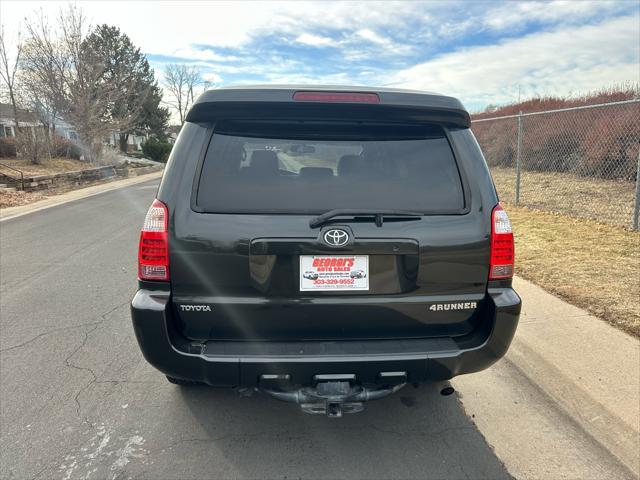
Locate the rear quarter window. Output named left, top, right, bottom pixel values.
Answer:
left=195, top=122, right=465, bottom=214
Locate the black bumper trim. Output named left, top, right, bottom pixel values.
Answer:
left=131, top=287, right=520, bottom=386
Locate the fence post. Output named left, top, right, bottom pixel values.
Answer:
left=633, top=148, right=640, bottom=231
left=515, top=111, right=523, bottom=205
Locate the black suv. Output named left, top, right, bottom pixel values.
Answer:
left=131, top=86, right=521, bottom=416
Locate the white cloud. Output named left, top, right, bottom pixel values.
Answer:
left=344, top=28, right=414, bottom=57
left=389, top=14, right=640, bottom=107
left=4, top=1, right=633, bottom=63
left=2, top=0, right=637, bottom=110
left=295, top=33, right=338, bottom=47
left=263, top=71, right=355, bottom=85
left=483, top=0, right=633, bottom=31
left=355, top=28, right=390, bottom=46
left=1, top=0, right=424, bottom=57
left=170, top=47, right=239, bottom=63
left=202, top=72, right=223, bottom=85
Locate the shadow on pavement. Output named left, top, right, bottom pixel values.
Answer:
left=172, top=382, right=511, bottom=480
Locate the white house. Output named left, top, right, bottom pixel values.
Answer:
left=0, top=103, right=148, bottom=152
left=103, top=131, right=149, bottom=152
left=0, top=103, right=78, bottom=140
left=0, top=103, right=40, bottom=137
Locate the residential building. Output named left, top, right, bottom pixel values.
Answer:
left=0, top=103, right=78, bottom=140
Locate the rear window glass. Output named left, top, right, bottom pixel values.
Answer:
left=195, top=122, right=464, bottom=214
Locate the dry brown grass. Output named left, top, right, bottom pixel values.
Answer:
left=506, top=204, right=640, bottom=336
left=0, top=158, right=90, bottom=177
left=0, top=158, right=97, bottom=208
left=491, top=167, right=636, bottom=229
left=0, top=174, right=127, bottom=209
left=0, top=190, right=47, bottom=208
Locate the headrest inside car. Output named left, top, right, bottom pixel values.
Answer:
left=248, top=150, right=279, bottom=174
left=338, top=155, right=367, bottom=176
left=299, top=167, right=334, bottom=178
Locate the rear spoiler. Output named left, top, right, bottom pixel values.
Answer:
left=186, top=88, right=471, bottom=128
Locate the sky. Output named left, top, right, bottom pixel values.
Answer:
left=1, top=0, right=639, bottom=112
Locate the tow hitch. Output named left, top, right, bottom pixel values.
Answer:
left=260, top=374, right=407, bottom=417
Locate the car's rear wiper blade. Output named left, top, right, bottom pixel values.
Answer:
left=309, top=209, right=423, bottom=228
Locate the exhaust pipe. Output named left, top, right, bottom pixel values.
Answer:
left=440, top=386, right=455, bottom=396
left=434, top=381, right=455, bottom=396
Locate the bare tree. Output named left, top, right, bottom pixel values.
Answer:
left=1, top=24, right=50, bottom=165
left=19, top=68, right=60, bottom=138
left=21, top=6, right=144, bottom=162
left=0, top=25, right=23, bottom=134
left=163, top=64, right=203, bottom=124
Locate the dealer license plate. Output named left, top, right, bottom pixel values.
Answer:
left=299, top=255, right=369, bottom=291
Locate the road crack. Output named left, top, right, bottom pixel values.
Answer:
left=0, top=321, right=102, bottom=353
left=63, top=301, right=130, bottom=421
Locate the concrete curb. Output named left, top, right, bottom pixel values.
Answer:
left=455, top=277, right=640, bottom=478
left=510, top=277, right=639, bottom=475
left=0, top=170, right=163, bottom=222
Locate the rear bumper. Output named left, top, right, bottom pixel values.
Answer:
left=131, top=288, right=520, bottom=387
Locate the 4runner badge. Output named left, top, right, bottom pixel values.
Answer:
left=429, top=302, right=477, bottom=311
left=180, top=305, right=212, bottom=312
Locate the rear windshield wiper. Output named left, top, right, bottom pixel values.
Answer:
left=309, top=209, right=423, bottom=228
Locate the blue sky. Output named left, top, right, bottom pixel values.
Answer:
left=3, top=1, right=639, bottom=112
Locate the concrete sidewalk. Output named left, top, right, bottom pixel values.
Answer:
left=455, top=277, right=640, bottom=479
left=0, top=170, right=163, bottom=222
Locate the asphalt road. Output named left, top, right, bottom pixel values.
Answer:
left=0, top=180, right=511, bottom=480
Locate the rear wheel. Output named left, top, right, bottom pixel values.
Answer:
left=165, top=375, right=202, bottom=386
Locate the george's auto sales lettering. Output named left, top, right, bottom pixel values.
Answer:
left=300, top=255, right=368, bottom=291
left=313, top=257, right=355, bottom=272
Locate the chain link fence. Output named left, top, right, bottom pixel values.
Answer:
left=471, top=99, right=640, bottom=230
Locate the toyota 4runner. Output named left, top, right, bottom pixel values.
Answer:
left=131, top=86, right=521, bottom=417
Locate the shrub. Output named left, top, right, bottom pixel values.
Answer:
left=15, top=130, right=52, bottom=164
left=51, top=136, right=82, bottom=160
left=471, top=83, right=640, bottom=181
left=142, top=138, right=172, bottom=162
left=0, top=137, right=17, bottom=158
left=472, top=119, right=517, bottom=168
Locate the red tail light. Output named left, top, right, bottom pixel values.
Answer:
left=138, top=199, right=169, bottom=281
left=293, top=91, right=380, bottom=103
left=490, top=203, right=514, bottom=280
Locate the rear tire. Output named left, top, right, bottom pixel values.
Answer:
left=165, top=375, right=202, bottom=386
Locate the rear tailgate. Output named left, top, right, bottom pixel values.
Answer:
left=169, top=95, right=489, bottom=342
left=171, top=213, right=488, bottom=341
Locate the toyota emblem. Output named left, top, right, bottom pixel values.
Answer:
left=323, top=229, right=349, bottom=247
